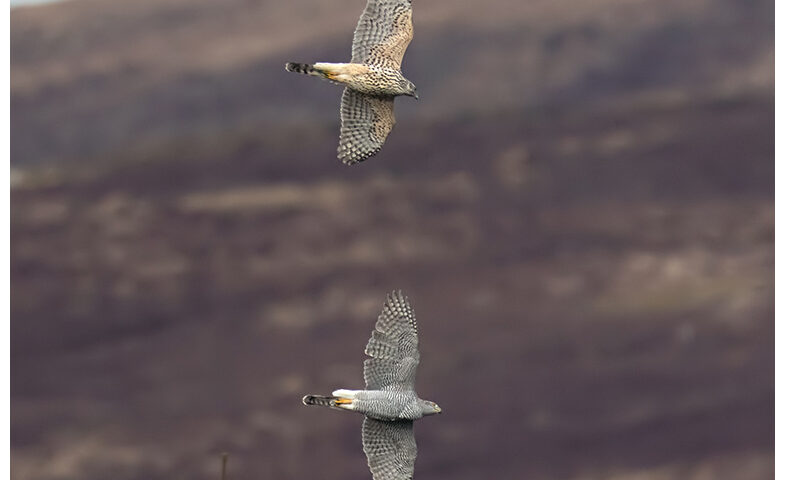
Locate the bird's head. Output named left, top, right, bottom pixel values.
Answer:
left=401, top=79, right=418, bottom=99
left=420, top=399, right=442, bottom=416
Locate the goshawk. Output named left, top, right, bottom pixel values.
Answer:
left=285, top=0, right=418, bottom=165
left=303, top=291, right=441, bottom=480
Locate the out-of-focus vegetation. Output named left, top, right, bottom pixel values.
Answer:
left=11, top=0, right=772, bottom=479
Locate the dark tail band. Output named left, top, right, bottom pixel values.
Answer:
left=302, top=394, right=337, bottom=407
left=286, top=62, right=315, bottom=75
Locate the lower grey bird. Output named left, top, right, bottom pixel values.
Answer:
left=303, top=290, right=441, bottom=480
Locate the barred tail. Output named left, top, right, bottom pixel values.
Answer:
left=286, top=62, right=323, bottom=77
left=302, top=394, right=338, bottom=408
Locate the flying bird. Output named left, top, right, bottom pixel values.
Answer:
left=285, top=0, right=418, bottom=165
left=303, top=291, right=441, bottom=480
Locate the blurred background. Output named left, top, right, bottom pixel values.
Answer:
left=10, top=0, right=773, bottom=479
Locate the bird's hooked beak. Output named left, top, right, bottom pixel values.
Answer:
left=434, top=404, right=442, bottom=413
left=414, top=92, right=419, bottom=100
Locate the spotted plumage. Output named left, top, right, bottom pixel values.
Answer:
left=302, top=291, right=440, bottom=480
left=285, top=0, right=417, bottom=165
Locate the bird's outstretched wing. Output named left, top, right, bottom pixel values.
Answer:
left=362, top=417, right=417, bottom=480
left=364, top=290, right=419, bottom=390
left=338, top=88, right=395, bottom=165
left=351, top=0, right=414, bottom=69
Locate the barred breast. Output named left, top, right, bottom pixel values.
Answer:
left=346, top=66, right=410, bottom=97
left=354, top=390, right=422, bottom=421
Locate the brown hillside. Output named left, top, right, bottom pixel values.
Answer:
left=11, top=0, right=773, bottom=479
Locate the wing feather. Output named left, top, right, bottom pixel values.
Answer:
left=351, top=0, right=413, bottom=68
left=364, top=291, right=419, bottom=390
left=338, top=88, right=395, bottom=165
left=362, top=418, right=417, bottom=480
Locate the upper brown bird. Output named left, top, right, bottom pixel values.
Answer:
left=286, top=0, right=417, bottom=165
